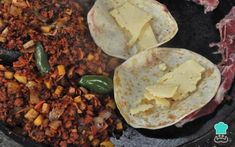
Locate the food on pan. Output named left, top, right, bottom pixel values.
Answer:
left=114, top=47, right=221, bottom=129
left=192, top=0, right=219, bottom=13
left=87, top=0, right=178, bottom=59
left=141, top=59, right=206, bottom=109
left=177, top=6, right=235, bottom=126
left=0, top=0, right=123, bottom=146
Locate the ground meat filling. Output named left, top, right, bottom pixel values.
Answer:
left=0, top=0, right=122, bottom=146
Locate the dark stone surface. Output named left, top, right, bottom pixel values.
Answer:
left=0, top=131, right=21, bottom=147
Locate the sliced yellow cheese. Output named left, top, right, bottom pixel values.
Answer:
left=144, top=91, right=171, bottom=108
left=157, top=59, right=206, bottom=101
left=144, top=91, right=155, bottom=100
left=110, top=2, right=152, bottom=47
left=137, top=23, right=158, bottom=51
left=130, top=104, right=153, bottom=115
left=146, top=84, right=178, bottom=98
left=154, top=97, right=171, bottom=108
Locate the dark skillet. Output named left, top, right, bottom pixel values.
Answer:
left=1, top=0, right=235, bottom=147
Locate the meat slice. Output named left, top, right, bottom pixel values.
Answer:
left=192, top=0, right=219, bottom=13
left=215, top=7, right=235, bottom=61
left=176, top=6, right=235, bottom=127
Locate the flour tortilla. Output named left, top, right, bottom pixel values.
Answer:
left=87, top=0, right=178, bottom=59
left=113, top=47, right=221, bottom=129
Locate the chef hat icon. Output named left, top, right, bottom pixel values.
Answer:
left=214, top=122, right=228, bottom=135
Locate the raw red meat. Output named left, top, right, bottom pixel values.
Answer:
left=192, top=0, right=219, bottom=13
left=176, top=6, right=235, bottom=127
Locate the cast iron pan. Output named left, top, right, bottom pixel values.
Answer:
left=0, top=0, right=235, bottom=147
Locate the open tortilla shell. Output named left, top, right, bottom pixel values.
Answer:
left=114, top=47, right=221, bottom=129
left=87, top=0, right=178, bottom=59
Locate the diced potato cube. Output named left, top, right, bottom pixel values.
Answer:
left=14, top=73, right=27, bottom=84
left=7, top=81, right=20, bottom=94
left=77, top=108, right=83, bottom=114
left=65, top=8, right=73, bottom=15
left=44, top=79, right=52, bottom=89
left=54, top=86, right=63, bottom=96
left=29, top=89, right=40, bottom=104
left=0, top=64, right=5, bottom=71
left=4, top=71, right=14, bottom=79
left=79, top=102, right=86, bottom=111
left=87, top=53, right=94, bottom=61
left=57, top=65, right=65, bottom=76
left=41, top=103, right=50, bottom=114
left=2, top=27, right=8, bottom=35
left=0, top=36, right=6, bottom=42
left=89, top=135, right=94, bottom=141
left=100, top=141, right=114, bottom=147
left=116, top=122, right=123, bottom=130
left=24, top=108, right=39, bottom=121
left=34, top=115, right=43, bottom=126
left=0, top=19, right=3, bottom=27
left=41, top=26, right=51, bottom=33
left=74, top=96, right=82, bottom=103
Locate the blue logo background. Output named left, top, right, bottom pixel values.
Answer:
left=214, top=122, right=228, bottom=135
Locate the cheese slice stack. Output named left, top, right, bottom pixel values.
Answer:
left=143, top=59, right=206, bottom=108
left=137, top=23, right=158, bottom=51
left=157, top=59, right=205, bottom=101
left=130, top=59, right=206, bottom=114
left=110, top=1, right=158, bottom=51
